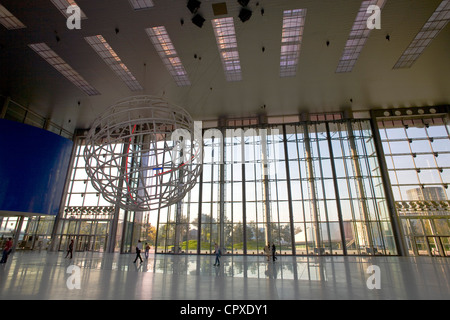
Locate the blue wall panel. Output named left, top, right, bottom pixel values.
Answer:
left=0, top=119, right=73, bottom=215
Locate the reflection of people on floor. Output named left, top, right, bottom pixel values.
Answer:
left=265, top=261, right=279, bottom=279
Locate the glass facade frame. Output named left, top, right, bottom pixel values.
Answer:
left=154, top=118, right=399, bottom=256
left=53, top=140, right=116, bottom=253
left=377, top=110, right=450, bottom=257
left=7, top=106, right=445, bottom=257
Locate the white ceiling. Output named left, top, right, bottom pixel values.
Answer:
left=1, top=0, right=449, bottom=132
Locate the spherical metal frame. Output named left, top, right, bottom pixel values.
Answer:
left=84, top=96, right=202, bottom=211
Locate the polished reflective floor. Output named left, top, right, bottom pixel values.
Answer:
left=0, top=251, right=449, bottom=300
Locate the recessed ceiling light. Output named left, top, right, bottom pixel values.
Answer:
left=336, top=0, right=387, bottom=73
left=279, top=9, right=307, bottom=77
left=394, top=0, right=450, bottom=69
left=28, top=43, right=100, bottom=96
left=0, top=4, right=26, bottom=29
left=212, top=17, right=242, bottom=82
left=128, top=0, right=154, bottom=10
left=146, top=26, right=191, bottom=86
left=50, top=0, right=87, bottom=19
left=85, top=35, right=143, bottom=91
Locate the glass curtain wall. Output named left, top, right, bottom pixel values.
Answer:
left=54, top=117, right=403, bottom=256
left=0, top=216, right=55, bottom=250
left=153, top=119, right=398, bottom=256
left=224, top=128, right=245, bottom=254
left=267, top=126, right=292, bottom=255
left=286, top=123, right=340, bottom=255
left=154, top=181, right=201, bottom=254
left=155, top=203, right=175, bottom=253
left=59, top=139, right=157, bottom=254
left=54, top=141, right=116, bottom=253
left=155, top=134, right=212, bottom=254
left=198, top=132, right=221, bottom=253
left=378, top=111, right=450, bottom=257
left=285, top=121, right=395, bottom=255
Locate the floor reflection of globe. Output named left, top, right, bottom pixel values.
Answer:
left=83, top=96, right=202, bottom=211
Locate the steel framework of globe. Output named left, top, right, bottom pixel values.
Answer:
left=84, top=96, right=202, bottom=211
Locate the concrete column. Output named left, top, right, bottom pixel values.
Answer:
left=50, top=135, right=78, bottom=252
left=369, top=113, right=407, bottom=256
left=303, top=123, right=321, bottom=254
left=12, top=216, right=24, bottom=253
left=106, top=140, right=129, bottom=253
left=282, top=125, right=296, bottom=255
left=325, top=122, right=347, bottom=255
left=260, top=128, right=272, bottom=246
left=219, top=128, right=225, bottom=251
left=346, top=121, right=374, bottom=253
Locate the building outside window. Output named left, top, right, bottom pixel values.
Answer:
left=377, top=110, right=450, bottom=257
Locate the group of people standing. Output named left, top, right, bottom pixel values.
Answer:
left=264, top=243, right=278, bottom=262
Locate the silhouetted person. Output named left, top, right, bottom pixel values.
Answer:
left=272, top=243, right=277, bottom=262
left=65, top=239, right=74, bottom=259
left=134, top=240, right=143, bottom=263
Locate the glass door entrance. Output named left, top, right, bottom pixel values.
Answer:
left=59, top=235, right=107, bottom=252
left=76, top=236, right=92, bottom=252
left=401, top=217, right=450, bottom=257
left=426, top=236, right=447, bottom=257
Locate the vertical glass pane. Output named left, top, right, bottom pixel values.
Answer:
left=380, top=115, right=450, bottom=256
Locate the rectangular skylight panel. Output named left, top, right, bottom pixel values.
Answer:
left=28, top=43, right=100, bottom=96
left=280, top=9, right=307, bottom=77
left=50, top=0, right=87, bottom=19
left=129, top=0, right=154, bottom=10
left=336, top=0, right=386, bottom=73
left=85, top=35, right=143, bottom=91
left=0, top=4, right=26, bottom=29
left=212, top=17, right=242, bottom=82
left=146, top=26, right=191, bottom=86
left=394, top=0, right=450, bottom=69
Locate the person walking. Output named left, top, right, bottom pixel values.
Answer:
left=213, top=243, right=221, bottom=266
left=144, top=243, right=150, bottom=259
left=264, top=243, right=271, bottom=261
left=134, top=240, right=143, bottom=263
left=65, top=239, right=74, bottom=259
left=0, top=238, right=13, bottom=264
left=272, top=243, right=277, bottom=262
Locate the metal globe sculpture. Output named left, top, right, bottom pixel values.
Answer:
left=84, top=96, right=202, bottom=211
